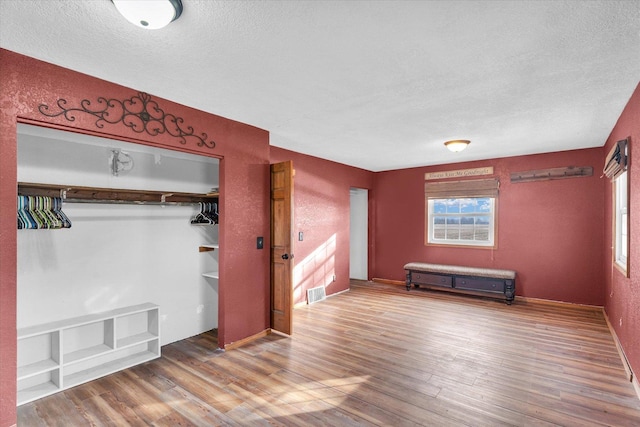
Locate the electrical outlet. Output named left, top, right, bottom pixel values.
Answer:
left=197, top=304, right=204, bottom=314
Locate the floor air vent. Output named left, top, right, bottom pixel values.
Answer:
left=307, top=286, right=326, bottom=304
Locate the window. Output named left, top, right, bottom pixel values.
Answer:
left=614, top=170, right=628, bottom=273
left=427, top=197, right=495, bottom=246
left=604, top=138, right=629, bottom=276
left=425, top=178, right=498, bottom=248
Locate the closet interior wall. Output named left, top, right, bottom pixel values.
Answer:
left=17, top=124, right=220, bottom=346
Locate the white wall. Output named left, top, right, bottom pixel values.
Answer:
left=17, top=125, right=219, bottom=345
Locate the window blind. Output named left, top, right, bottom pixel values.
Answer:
left=603, top=139, right=628, bottom=181
left=424, top=178, right=499, bottom=199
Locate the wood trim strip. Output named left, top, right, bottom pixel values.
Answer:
left=603, top=311, right=637, bottom=386
left=223, top=329, right=271, bottom=351
left=293, top=301, right=308, bottom=309
left=514, top=295, right=602, bottom=311
left=372, top=278, right=405, bottom=286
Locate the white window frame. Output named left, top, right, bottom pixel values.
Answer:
left=614, top=170, right=628, bottom=274
left=426, top=197, right=496, bottom=248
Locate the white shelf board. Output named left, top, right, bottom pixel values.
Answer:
left=117, top=332, right=158, bottom=349
left=63, top=350, right=159, bottom=389
left=202, top=271, right=219, bottom=279
left=17, top=381, right=60, bottom=406
left=200, top=244, right=219, bottom=249
left=64, top=343, right=112, bottom=364
left=17, top=359, right=59, bottom=380
left=18, top=303, right=158, bottom=338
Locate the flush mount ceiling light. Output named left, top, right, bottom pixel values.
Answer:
left=112, top=0, right=183, bottom=30
left=444, top=139, right=471, bottom=152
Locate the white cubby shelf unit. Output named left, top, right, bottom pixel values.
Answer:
left=17, top=303, right=160, bottom=405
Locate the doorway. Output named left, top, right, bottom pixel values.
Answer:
left=349, top=187, right=368, bottom=280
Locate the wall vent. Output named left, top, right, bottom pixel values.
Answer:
left=307, top=286, right=326, bottom=305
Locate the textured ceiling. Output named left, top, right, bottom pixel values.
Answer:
left=1, top=0, right=639, bottom=171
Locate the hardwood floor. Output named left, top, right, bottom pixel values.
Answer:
left=18, top=281, right=640, bottom=426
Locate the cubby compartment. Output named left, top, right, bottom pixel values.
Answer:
left=17, top=369, right=61, bottom=406
left=63, top=319, right=115, bottom=364
left=116, top=308, right=159, bottom=349
left=17, top=330, right=60, bottom=379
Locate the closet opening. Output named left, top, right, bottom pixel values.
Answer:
left=16, top=123, right=221, bottom=404
left=349, top=187, right=368, bottom=280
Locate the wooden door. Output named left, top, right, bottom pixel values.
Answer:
left=270, top=161, right=294, bottom=335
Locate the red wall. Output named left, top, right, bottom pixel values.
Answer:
left=373, top=149, right=605, bottom=305
left=604, top=82, right=640, bottom=381
left=0, top=49, right=271, bottom=426
left=270, top=147, right=373, bottom=305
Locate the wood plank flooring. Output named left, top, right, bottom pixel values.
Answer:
left=18, top=280, right=640, bottom=426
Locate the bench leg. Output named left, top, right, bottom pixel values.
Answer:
left=405, top=271, right=411, bottom=291
left=505, top=279, right=515, bottom=305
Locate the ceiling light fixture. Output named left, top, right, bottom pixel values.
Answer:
left=444, top=139, right=471, bottom=152
left=112, top=0, right=183, bottom=30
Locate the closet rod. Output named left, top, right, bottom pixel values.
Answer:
left=60, top=199, right=207, bottom=206
left=18, top=182, right=219, bottom=205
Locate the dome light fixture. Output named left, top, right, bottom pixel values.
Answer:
left=112, top=0, right=183, bottom=30
left=444, top=139, right=471, bottom=152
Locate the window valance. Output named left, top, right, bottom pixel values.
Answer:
left=603, top=139, right=628, bottom=181
left=424, top=178, right=499, bottom=199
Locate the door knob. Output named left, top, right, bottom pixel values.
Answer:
left=282, top=253, right=289, bottom=260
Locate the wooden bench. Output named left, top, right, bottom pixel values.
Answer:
left=404, top=262, right=516, bottom=304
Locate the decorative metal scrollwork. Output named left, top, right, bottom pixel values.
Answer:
left=39, top=92, right=216, bottom=149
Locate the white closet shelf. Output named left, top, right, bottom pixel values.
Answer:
left=17, top=359, right=59, bottom=379
left=117, top=331, right=158, bottom=348
left=202, top=271, right=219, bottom=279
left=17, top=303, right=160, bottom=405
left=18, top=382, right=59, bottom=405
left=64, top=344, right=113, bottom=365
left=63, top=349, right=157, bottom=389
